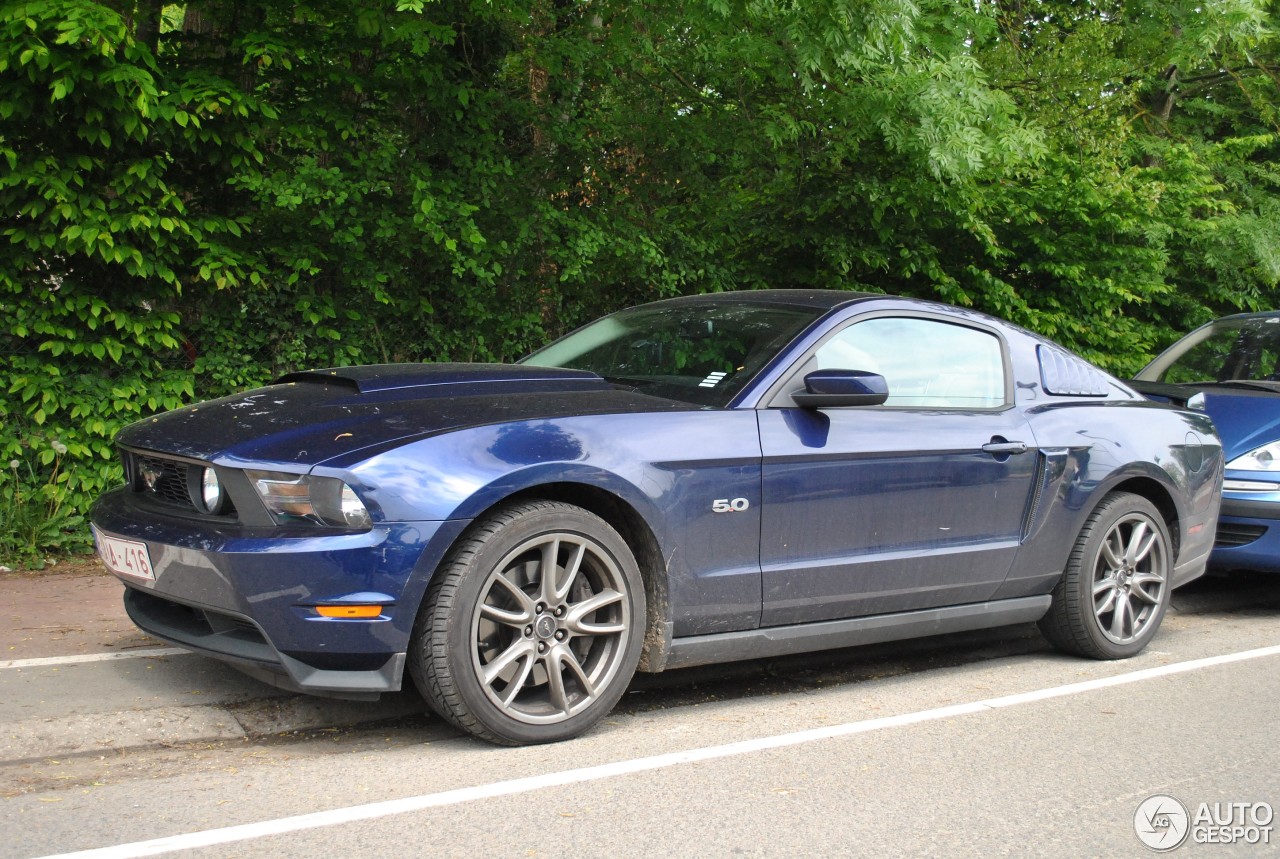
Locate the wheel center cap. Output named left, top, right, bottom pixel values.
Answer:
left=535, top=615, right=558, bottom=639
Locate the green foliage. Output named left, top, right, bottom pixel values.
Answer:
left=0, top=439, right=86, bottom=566
left=971, top=0, right=1280, bottom=372
left=0, top=0, right=265, bottom=561
left=1, top=0, right=1279, bottom=560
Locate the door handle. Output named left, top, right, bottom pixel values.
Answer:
left=982, top=440, right=1029, bottom=455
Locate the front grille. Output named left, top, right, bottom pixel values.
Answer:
left=123, top=449, right=237, bottom=518
left=133, top=453, right=193, bottom=508
left=1215, top=523, right=1267, bottom=549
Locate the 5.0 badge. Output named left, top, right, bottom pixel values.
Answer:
left=712, top=498, right=750, bottom=513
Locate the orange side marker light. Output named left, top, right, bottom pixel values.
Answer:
left=315, top=605, right=383, bottom=619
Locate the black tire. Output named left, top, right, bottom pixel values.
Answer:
left=1039, top=492, right=1173, bottom=660
left=409, top=500, right=645, bottom=745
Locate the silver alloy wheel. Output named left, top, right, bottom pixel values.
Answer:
left=469, top=531, right=631, bottom=724
left=1091, top=511, right=1168, bottom=645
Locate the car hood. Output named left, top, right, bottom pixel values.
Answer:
left=117, top=363, right=690, bottom=468
left=1195, top=388, right=1280, bottom=462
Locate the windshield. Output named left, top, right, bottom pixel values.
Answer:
left=521, top=300, right=824, bottom=407
left=1139, top=316, right=1280, bottom=385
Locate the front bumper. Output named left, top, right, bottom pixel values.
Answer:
left=122, top=587, right=407, bottom=698
left=91, top=487, right=468, bottom=698
left=1210, top=494, right=1280, bottom=574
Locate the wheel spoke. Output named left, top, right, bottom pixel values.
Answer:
left=574, top=618, right=626, bottom=636
left=483, top=637, right=536, bottom=687
left=488, top=573, right=535, bottom=617
left=555, top=644, right=596, bottom=700
left=552, top=542, right=587, bottom=603
left=1109, top=593, right=1131, bottom=639
left=497, top=650, right=536, bottom=707
left=480, top=600, right=531, bottom=628
left=1126, top=521, right=1155, bottom=566
left=544, top=648, right=571, bottom=716
left=538, top=538, right=562, bottom=606
left=1094, top=584, right=1118, bottom=616
left=564, top=588, right=626, bottom=635
left=1130, top=572, right=1165, bottom=604
left=1100, top=536, right=1125, bottom=571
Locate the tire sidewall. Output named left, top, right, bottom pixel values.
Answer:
left=1072, top=494, right=1173, bottom=659
left=435, top=503, right=645, bottom=744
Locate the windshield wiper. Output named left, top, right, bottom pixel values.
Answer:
left=600, top=375, right=655, bottom=391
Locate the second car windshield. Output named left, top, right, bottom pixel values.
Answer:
left=521, top=301, right=823, bottom=407
left=1142, top=317, right=1280, bottom=385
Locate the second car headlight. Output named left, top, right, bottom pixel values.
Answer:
left=246, top=470, right=372, bottom=529
left=1226, top=442, right=1280, bottom=472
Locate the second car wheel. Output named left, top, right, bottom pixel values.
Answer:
left=1039, top=491, right=1173, bottom=660
left=409, top=499, right=645, bottom=745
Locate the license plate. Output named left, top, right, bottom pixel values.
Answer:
left=93, top=526, right=156, bottom=581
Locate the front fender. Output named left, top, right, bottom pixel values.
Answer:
left=327, top=411, right=766, bottom=637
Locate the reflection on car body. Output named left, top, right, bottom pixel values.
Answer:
left=91, top=290, right=1222, bottom=745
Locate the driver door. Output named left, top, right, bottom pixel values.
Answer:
left=757, top=313, right=1040, bottom=625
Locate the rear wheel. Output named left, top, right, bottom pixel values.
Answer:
left=409, top=500, right=644, bottom=745
left=1039, top=492, right=1172, bottom=660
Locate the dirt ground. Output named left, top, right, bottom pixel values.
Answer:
left=0, top=558, right=156, bottom=660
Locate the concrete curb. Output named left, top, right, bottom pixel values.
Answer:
left=1, top=694, right=424, bottom=763
left=2, top=706, right=249, bottom=761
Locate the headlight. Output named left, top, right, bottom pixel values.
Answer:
left=246, top=470, right=372, bottom=529
left=189, top=466, right=227, bottom=515
left=1226, top=442, right=1280, bottom=472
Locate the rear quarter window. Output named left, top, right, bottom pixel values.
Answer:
left=1037, top=345, right=1111, bottom=397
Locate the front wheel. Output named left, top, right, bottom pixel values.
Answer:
left=410, top=500, right=645, bottom=745
left=1039, top=492, right=1173, bottom=660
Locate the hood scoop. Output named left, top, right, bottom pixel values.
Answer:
left=275, top=363, right=605, bottom=397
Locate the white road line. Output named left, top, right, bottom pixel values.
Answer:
left=0, top=648, right=188, bottom=670
left=35, top=643, right=1280, bottom=859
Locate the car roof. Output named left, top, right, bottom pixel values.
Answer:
left=646, top=289, right=881, bottom=311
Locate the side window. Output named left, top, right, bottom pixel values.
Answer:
left=814, top=317, right=1006, bottom=408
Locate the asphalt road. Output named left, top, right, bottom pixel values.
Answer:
left=3, top=572, right=1280, bottom=858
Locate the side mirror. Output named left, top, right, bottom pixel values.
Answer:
left=791, top=370, right=889, bottom=408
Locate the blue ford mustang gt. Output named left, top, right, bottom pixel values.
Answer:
left=1132, top=311, right=1280, bottom=573
left=91, top=291, right=1223, bottom=745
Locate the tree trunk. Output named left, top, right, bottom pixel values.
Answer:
left=1149, top=64, right=1179, bottom=124
left=132, top=0, right=164, bottom=52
